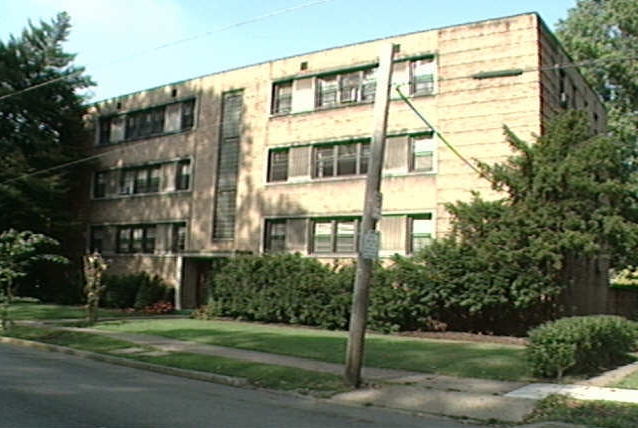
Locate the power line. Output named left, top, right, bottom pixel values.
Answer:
left=394, top=85, right=495, bottom=185
left=3, top=50, right=631, bottom=186
left=0, top=0, right=333, bottom=104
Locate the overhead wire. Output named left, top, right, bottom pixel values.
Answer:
left=0, top=0, right=333, bottom=104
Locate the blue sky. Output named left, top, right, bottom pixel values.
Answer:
left=0, top=0, right=577, bottom=102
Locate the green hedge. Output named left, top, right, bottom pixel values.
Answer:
left=526, top=315, right=638, bottom=379
left=195, top=252, right=566, bottom=334
left=102, top=272, right=173, bottom=310
left=199, top=254, right=351, bottom=330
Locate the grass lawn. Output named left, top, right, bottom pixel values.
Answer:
left=1, top=325, right=346, bottom=395
left=5, top=302, right=178, bottom=321
left=613, top=369, right=638, bottom=389
left=528, top=395, right=638, bottom=428
left=97, top=318, right=531, bottom=381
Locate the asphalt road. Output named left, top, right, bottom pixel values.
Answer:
left=0, top=343, right=487, bottom=428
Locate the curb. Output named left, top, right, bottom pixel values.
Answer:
left=0, top=336, right=248, bottom=388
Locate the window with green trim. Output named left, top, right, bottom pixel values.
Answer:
left=93, top=171, right=107, bottom=198
left=314, top=141, right=370, bottom=178
left=264, top=220, right=286, bottom=252
left=116, top=225, right=156, bottom=254
left=410, top=59, right=435, bottom=96
left=272, top=81, right=292, bottom=114
left=89, top=226, right=104, bottom=253
left=98, top=99, right=196, bottom=145
left=410, top=136, right=436, bottom=172
left=172, top=222, right=187, bottom=252
left=409, top=214, right=433, bottom=253
left=316, top=67, right=377, bottom=108
left=267, top=149, right=289, bottom=182
left=119, top=165, right=161, bottom=195
left=175, top=159, right=191, bottom=191
left=312, top=218, right=359, bottom=254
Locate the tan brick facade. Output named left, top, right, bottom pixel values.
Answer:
left=85, top=13, right=605, bottom=308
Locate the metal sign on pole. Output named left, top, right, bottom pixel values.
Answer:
left=344, top=43, right=395, bottom=387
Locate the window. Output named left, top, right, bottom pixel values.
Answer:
left=120, top=165, right=161, bottom=195
left=316, top=68, right=377, bottom=108
left=172, top=222, right=187, bottom=252
left=312, top=219, right=359, bottom=254
left=89, top=226, right=104, bottom=253
left=117, top=225, right=156, bottom=253
left=314, top=141, right=370, bottom=178
left=272, top=81, right=292, bottom=114
left=98, top=99, right=196, bottom=145
left=267, top=149, right=289, bottom=182
left=410, top=58, right=435, bottom=96
left=409, top=214, right=433, bottom=253
left=181, top=99, right=195, bottom=130
left=316, top=75, right=338, bottom=108
left=264, top=220, right=286, bottom=252
left=93, top=172, right=106, bottom=198
left=175, top=159, right=191, bottom=190
left=410, top=136, right=436, bottom=172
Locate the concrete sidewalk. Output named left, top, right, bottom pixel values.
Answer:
left=14, top=320, right=638, bottom=425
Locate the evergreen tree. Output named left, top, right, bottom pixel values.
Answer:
left=0, top=12, right=93, bottom=300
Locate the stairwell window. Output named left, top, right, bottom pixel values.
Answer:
left=272, top=81, right=293, bottom=114
left=410, top=58, right=435, bottom=96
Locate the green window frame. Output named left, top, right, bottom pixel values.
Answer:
left=93, top=171, right=107, bottom=198
left=264, top=220, right=287, bottom=252
left=272, top=81, right=293, bottom=114
left=116, top=225, right=156, bottom=254
left=175, top=159, right=191, bottom=191
left=89, top=226, right=104, bottom=253
left=410, top=136, right=436, bottom=172
left=267, top=149, right=289, bottom=182
left=312, top=218, right=360, bottom=254
left=313, top=141, right=370, bottom=179
left=408, top=214, right=433, bottom=254
left=410, top=59, right=435, bottom=96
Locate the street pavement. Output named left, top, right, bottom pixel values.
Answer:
left=0, top=342, right=488, bottom=428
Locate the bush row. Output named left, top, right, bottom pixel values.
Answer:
left=527, top=315, right=638, bottom=379
left=194, top=250, right=559, bottom=335
left=101, top=272, right=174, bottom=310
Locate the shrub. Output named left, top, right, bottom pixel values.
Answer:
left=205, top=253, right=351, bottom=329
left=133, top=274, right=172, bottom=310
left=102, top=272, right=173, bottom=310
left=527, top=315, right=638, bottom=379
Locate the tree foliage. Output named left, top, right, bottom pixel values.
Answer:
left=396, top=111, right=638, bottom=332
left=0, top=13, right=93, bottom=300
left=0, top=229, right=68, bottom=329
left=556, top=0, right=638, bottom=139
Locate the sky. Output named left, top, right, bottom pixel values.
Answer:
left=0, top=0, right=578, bottom=102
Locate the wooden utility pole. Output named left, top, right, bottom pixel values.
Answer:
left=344, top=43, right=395, bottom=387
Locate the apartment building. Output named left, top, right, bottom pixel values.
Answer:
left=86, top=13, right=606, bottom=309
